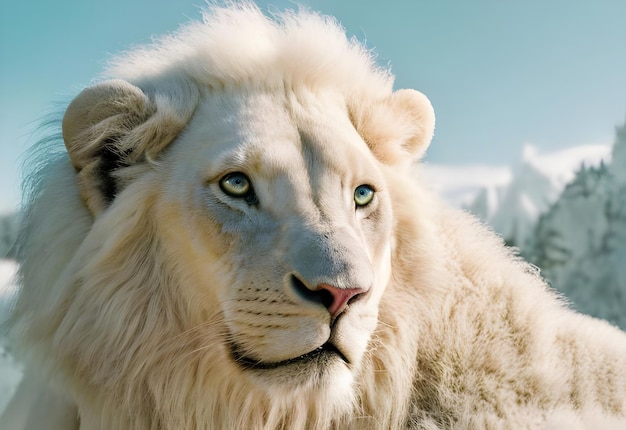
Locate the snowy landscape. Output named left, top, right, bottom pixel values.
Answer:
left=0, top=120, right=625, bottom=417
left=0, top=259, right=21, bottom=417
left=425, top=120, right=626, bottom=329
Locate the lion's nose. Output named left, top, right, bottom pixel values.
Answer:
left=290, top=275, right=365, bottom=318
left=316, top=283, right=365, bottom=318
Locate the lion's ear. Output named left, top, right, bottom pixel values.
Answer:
left=350, top=89, right=435, bottom=166
left=62, top=79, right=197, bottom=214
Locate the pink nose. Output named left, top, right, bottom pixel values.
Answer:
left=316, top=284, right=365, bottom=318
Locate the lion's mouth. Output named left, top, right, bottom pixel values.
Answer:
left=231, top=342, right=349, bottom=371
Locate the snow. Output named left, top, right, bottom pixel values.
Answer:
left=0, top=260, right=18, bottom=310
left=0, top=259, right=22, bottom=417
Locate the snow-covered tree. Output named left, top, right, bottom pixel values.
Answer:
left=524, top=120, right=626, bottom=329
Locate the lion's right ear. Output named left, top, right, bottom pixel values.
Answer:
left=62, top=79, right=197, bottom=214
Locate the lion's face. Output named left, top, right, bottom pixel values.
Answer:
left=158, top=89, right=393, bottom=386
left=59, top=77, right=433, bottom=403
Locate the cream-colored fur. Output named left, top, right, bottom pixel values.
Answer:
left=4, top=3, right=626, bottom=429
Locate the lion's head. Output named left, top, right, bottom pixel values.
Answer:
left=13, top=4, right=434, bottom=428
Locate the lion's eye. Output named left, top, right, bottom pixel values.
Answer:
left=354, top=184, right=375, bottom=207
left=220, top=172, right=251, bottom=197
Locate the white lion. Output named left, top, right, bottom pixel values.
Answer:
left=3, top=3, right=626, bottom=430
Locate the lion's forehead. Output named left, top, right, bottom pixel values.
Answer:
left=170, top=88, right=382, bottom=199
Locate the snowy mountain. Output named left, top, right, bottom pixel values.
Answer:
left=524, top=123, right=626, bottom=329
left=419, top=163, right=512, bottom=209
left=466, top=144, right=612, bottom=246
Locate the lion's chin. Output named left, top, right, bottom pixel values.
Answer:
left=230, top=341, right=357, bottom=394
left=230, top=341, right=349, bottom=372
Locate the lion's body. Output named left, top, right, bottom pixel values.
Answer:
left=4, top=4, right=626, bottom=429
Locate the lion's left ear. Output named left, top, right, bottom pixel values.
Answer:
left=350, top=89, right=435, bottom=165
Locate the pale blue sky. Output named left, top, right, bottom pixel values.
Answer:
left=1, top=0, right=625, bottom=213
